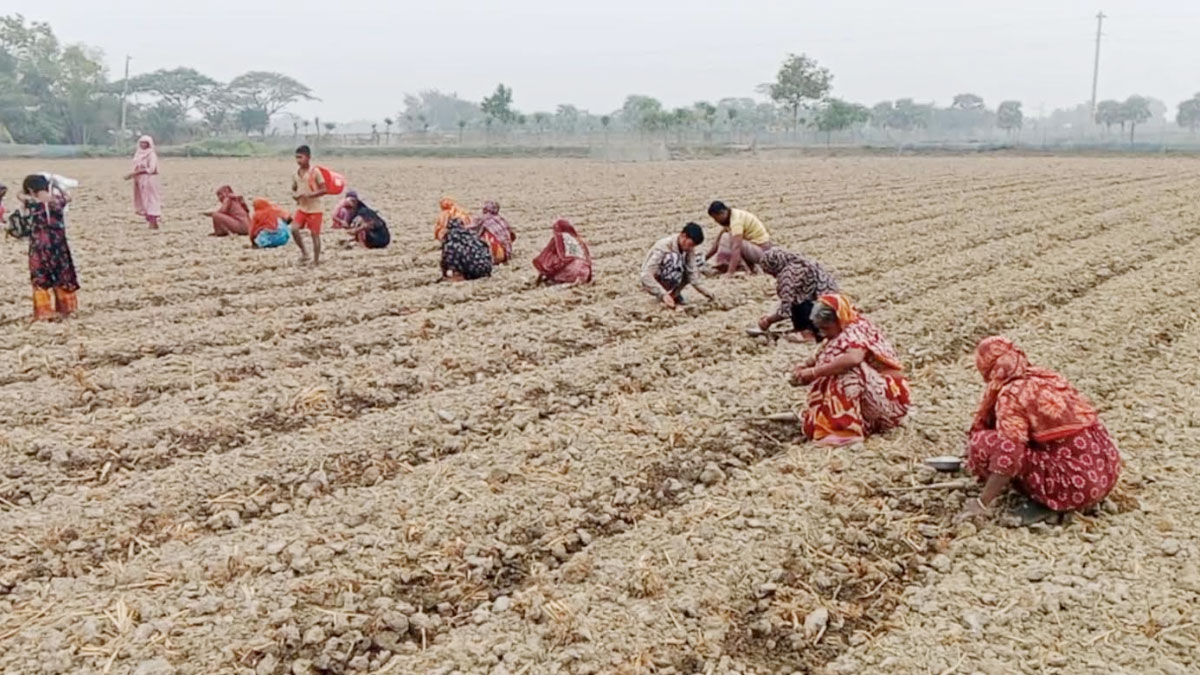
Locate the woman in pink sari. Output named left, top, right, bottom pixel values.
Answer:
left=125, top=136, right=163, bottom=229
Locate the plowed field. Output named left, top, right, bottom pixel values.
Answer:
left=1, top=157, right=1197, bottom=675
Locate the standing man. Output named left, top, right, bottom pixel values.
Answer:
left=291, top=145, right=327, bottom=266
left=640, top=222, right=715, bottom=309
left=705, top=200, right=773, bottom=276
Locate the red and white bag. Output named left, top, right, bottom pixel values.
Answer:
left=316, top=166, right=346, bottom=196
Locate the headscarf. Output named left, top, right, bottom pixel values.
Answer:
left=217, top=185, right=249, bottom=215
left=132, top=136, right=158, bottom=174
left=435, top=197, right=472, bottom=241
left=814, top=294, right=903, bottom=372
left=473, top=200, right=515, bottom=258
left=762, top=249, right=839, bottom=320
left=250, top=198, right=288, bottom=241
left=971, top=336, right=1098, bottom=444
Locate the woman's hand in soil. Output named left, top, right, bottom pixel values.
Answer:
left=955, top=498, right=989, bottom=523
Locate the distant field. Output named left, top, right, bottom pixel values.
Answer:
left=1, top=156, right=1197, bottom=674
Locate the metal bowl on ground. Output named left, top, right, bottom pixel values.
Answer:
left=924, top=455, right=964, bottom=473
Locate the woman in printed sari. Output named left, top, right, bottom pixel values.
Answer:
left=758, top=248, right=839, bottom=339
left=793, top=294, right=910, bottom=446
left=434, top=197, right=472, bottom=242
left=960, top=336, right=1121, bottom=524
left=125, top=135, right=163, bottom=229
left=331, top=190, right=360, bottom=231
left=205, top=185, right=250, bottom=236
left=473, top=200, right=516, bottom=264
left=533, top=219, right=593, bottom=285
left=249, top=198, right=292, bottom=249
left=23, top=174, right=80, bottom=321
left=440, top=218, right=492, bottom=281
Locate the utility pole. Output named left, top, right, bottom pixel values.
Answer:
left=1089, top=12, right=1105, bottom=120
left=119, top=55, right=131, bottom=144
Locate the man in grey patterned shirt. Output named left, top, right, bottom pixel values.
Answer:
left=640, top=223, right=714, bottom=309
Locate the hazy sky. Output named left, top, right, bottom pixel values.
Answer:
left=31, top=0, right=1200, bottom=122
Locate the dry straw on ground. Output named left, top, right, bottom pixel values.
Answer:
left=1, top=156, right=1198, bottom=674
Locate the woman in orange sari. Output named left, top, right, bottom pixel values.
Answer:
left=793, top=294, right=910, bottom=446
left=249, top=198, right=292, bottom=248
left=434, top=197, right=472, bottom=242
left=960, top=336, right=1121, bottom=524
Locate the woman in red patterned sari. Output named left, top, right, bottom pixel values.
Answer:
left=959, top=336, right=1121, bottom=522
left=793, top=294, right=910, bottom=446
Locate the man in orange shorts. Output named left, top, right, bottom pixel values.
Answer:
left=291, top=145, right=328, bottom=265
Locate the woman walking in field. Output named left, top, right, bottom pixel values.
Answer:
left=472, top=200, right=516, bottom=264
left=126, top=135, right=163, bottom=229
left=959, top=336, right=1121, bottom=525
left=793, top=294, right=910, bottom=446
left=533, top=219, right=593, bottom=285
left=434, top=197, right=471, bottom=242
left=22, top=174, right=80, bottom=321
left=205, top=185, right=250, bottom=237
left=758, top=248, right=839, bottom=340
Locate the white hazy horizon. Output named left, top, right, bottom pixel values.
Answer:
left=29, top=0, right=1200, bottom=122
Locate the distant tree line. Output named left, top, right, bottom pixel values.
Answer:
left=2, top=13, right=1196, bottom=148
left=0, top=14, right=314, bottom=145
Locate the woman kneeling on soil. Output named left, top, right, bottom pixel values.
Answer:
left=249, top=198, right=292, bottom=249
left=959, top=336, right=1121, bottom=524
left=759, top=248, right=839, bottom=340
left=792, top=294, right=910, bottom=446
left=473, top=200, right=516, bottom=264
left=533, top=219, right=593, bottom=285
left=339, top=192, right=391, bottom=249
left=205, top=186, right=251, bottom=237
left=440, top=218, right=492, bottom=281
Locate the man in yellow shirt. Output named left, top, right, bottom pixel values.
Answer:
left=705, top=200, right=773, bottom=277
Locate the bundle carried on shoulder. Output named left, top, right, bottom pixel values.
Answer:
left=316, top=166, right=346, bottom=196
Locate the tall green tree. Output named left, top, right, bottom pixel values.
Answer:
left=1121, top=95, right=1152, bottom=143
left=0, top=14, right=114, bottom=144
left=815, top=98, right=869, bottom=144
left=124, top=67, right=216, bottom=114
left=621, top=95, right=664, bottom=134
left=996, top=100, right=1023, bottom=136
left=1176, top=94, right=1200, bottom=134
left=481, top=83, right=516, bottom=125
left=766, top=53, right=832, bottom=136
left=228, top=71, right=314, bottom=117
left=554, top=104, right=580, bottom=134
left=237, top=107, right=268, bottom=135
left=197, top=86, right=237, bottom=134
left=1095, top=99, right=1122, bottom=134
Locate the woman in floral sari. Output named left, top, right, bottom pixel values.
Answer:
left=959, top=336, right=1121, bottom=524
left=22, top=174, right=80, bottom=320
left=434, top=197, right=472, bottom=242
left=793, top=294, right=910, bottom=445
left=473, top=200, right=516, bottom=264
